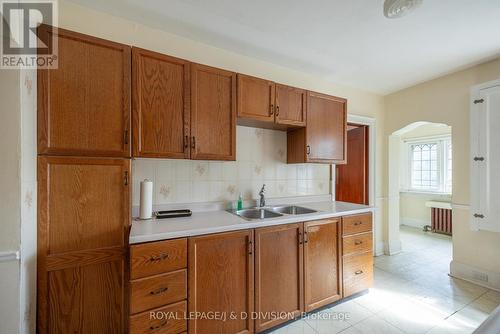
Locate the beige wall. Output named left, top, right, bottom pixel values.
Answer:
left=0, top=63, right=21, bottom=334
left=386, top=57, right=500, bottom=279
left=400, top=193, right=452, bottom=227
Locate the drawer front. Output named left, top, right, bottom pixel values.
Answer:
left=342, top=213, right=372, bottom=236
left=131, top=238, right=187, bottom=279
left=130, top=301, right=187, bottom=334
left=343, top=232, right=372, bottom=256
left=131, top=270, right=187, bottom=314
left=343, top=252, right=373, bottom=297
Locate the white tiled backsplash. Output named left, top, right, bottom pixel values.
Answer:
left=132, top=126, right=331, bottom=206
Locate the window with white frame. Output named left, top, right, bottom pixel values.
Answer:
left=403, top=137, right=452, bottom=194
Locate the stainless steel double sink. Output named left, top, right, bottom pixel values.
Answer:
left=229, top=205, right=317, bottom=221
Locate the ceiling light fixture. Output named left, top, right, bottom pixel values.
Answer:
left=384, top=0, right=423, bottom=19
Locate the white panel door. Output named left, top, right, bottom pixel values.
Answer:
left=472, top=84, right=500, bottom=232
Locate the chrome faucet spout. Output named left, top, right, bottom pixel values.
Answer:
left=259, top=184, right=266, bottom=207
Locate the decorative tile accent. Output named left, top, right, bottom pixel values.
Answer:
left=132, top=126, right=331, bottom=205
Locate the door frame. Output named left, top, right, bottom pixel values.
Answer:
left=332, top=114, right=378, bottom=254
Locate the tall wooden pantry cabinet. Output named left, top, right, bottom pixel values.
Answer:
left=37, top=25, right=131, bottom=333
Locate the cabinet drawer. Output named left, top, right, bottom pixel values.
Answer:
left=343, top=252, right=373, bottom=297
left=130, top=238, right=187, bottom=279
left=342, top=213, right=372, bottom=236
left=130, top=300, right=187, bottom=334
left=130, top=270, right=187, bottom=314
left=343, top=232, right=372, bottom=256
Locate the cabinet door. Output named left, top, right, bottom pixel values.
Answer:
left=275, top=84, right=306, bottom=127
left=237, top=74, right=275, bottom=122
left=38, top=26, right=131, bottom=157
left=188, top=230, right=254, bottom=334
left=307, top=92, right=347, bottom=163
left=471, top=85, right=500, bottom=232
left=255, top=224, right=304, bottom=332
left=191, top=64, right=236, bottom=160
left=132, top=48, right=190, bottom=158
left=304, top=219, right=342, bottom=311
left=37, top=156, right=130, bottom=333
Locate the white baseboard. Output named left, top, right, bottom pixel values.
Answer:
left=375, top=242, right=385, bottom=256
left=383, top=240, right=402, bottom=255
left=450, top=260, right=500, bottom=292
left=400, top=218, right=429, bottom=229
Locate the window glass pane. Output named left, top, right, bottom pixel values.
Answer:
left=410, top=142, right=439, bottom=190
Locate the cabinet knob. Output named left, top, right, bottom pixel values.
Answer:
left=270, top=104, right=274, bottom=116
left=150, top=320, right=168, bottom=331
left=354, top=270, right=364, bottom=275
left=150, top=253, right=169, bottom=262
left=473, top=157, right=485, bottom=162
left=150, top=286, right=169, bottom=295
left=354, top=221, right=363, bottom=226
left=184, top=135, right=189, bottom=149
left=474, top=213, right=485, bottom=219
left=306, top=145, right=311, bottom=155
left=276, top=105, right=280, bottom=116
left=354, top=240, right=363, bottom=245
left=191, top=136, right=196, bottom=149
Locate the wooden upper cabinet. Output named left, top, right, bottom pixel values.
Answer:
left=287, top=91, right=347, bottom=164
left=275, top=84, right=306, bottom=127
left=191, top=64, right=236, bottom=160
left=37, top=156, right=130, bottom=333
left=307, top=92, right=347, bottom=163
left=132, top=48, right=190, bottom=158
left=237, top=74, right=275, bottom=122
left=254, top=224, right=304, bottom=332
left=236, top=75, right=307, bottom=129
left=304, top=219, right=342, bottom=311
left=188, top=230, right=254, bottom=334
left=37, top=26, right=131, bottom=157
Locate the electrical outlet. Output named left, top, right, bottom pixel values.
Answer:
left=472, top=270, right=489, bottom=282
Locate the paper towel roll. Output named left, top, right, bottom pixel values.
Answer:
left=139, top=179, right=153, bottom=219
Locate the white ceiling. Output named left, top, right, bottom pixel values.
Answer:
left=68, top=0, right=500, bottom=94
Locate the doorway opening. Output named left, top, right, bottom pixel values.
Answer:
left=336, top=123, right=369, bottom=205
left=387, top=121, right=453, bottom=256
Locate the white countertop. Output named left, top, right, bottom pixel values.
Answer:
left=129, top=201, right=373, bottom=244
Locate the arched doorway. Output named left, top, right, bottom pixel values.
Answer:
left=387, top=121, right=453, bottom=254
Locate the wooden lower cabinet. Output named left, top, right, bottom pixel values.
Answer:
left=304, top=219, right=342, bottom=312
left=188, top=230, right=254, bottom=334
left=130, top=301, right=187, bottom=334
left=37, top=156, right=130, bottom=333
left=342, top=252, right=374, bottom=297
left=129, top=215, right=374, bottom=334
left=254, top=224, right=304, bottom=332
left=342, top=213, right=374, bottom=298
left=129, top=238, right=188, bottom=334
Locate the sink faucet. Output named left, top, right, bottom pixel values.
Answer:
left=259, top=184, right=266, bottom=207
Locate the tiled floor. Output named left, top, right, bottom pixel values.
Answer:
left=270, top=226, right=500, bottom=334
